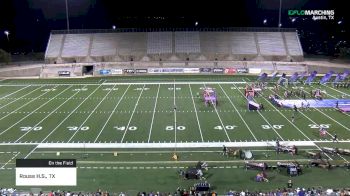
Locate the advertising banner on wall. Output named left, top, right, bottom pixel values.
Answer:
left=236, top=68, right=248, bottom=73
left=224, top=68, right=236, bottom=75
left=136, top=69, right=148, bottom=73
left=124, top=69, right=135, bottom=74
left=110, top=69, right=123, bottom=75
left=58, top=71, right=71, bottom=76
left=200, top=68, right=212, bottom=73
left=148, top=68, right=184, bottom=74
left=248, top=68, right=262, bottom=74
left=183, top=68, right=200, bottom=73
left=212, top=68, right=224, bottom=73
left=99, top=69, right=111, bottom=75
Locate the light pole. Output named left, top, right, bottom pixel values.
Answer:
left=278, top=0, right=282, bottom=28
left=65, top=0, right=70, bottom=32
left=4, top=31, right=9, bottom=41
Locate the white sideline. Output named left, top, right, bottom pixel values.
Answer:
left=0, top=81, right=247, bottom=86
left=35, top=141, right=318, bottom=148
left=1, top=140, right=350, bottom=147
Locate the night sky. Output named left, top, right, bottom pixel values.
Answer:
left=0, top=0, right=348, bottom=55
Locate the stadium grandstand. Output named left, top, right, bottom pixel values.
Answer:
left=45, top=27, right=303, bottom=64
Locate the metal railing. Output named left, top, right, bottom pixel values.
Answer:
left=51, top=27, right=297, bottom=34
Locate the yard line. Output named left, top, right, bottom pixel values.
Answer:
left=67, top=84, right=117, bottom=142
left=309, top=86, right=350, bottom=118
left=0, top=152, right=20, bottom=169
left=0, top=85, right=42, bottom=111
left=120, top=84, right=146, bottom=143
left=14, top=85, right=84, bottom=142
left=174, top=82, right=177, bottom=145
left=258, top=88, right=334, bottom=159
left=0, top=85, right=30, bottom=99
left=259, top=88, right=311, bottom=140
left=218, top=84, right=257, bottom=141
left=232, top=84, right=284, bottom=141
left=285, top=86, right=350, bottom=132
left=321, top=84, right=350, bottom=97
left=0, top=86, right=52, bottom=121
left=0, top=85, right=72, bottom=137
left=188, top=84, right=204, bottom=142
left=93, top=85, right=131, bottom=142
left=268, top=87, right=338, bottom=159
left=23, top=84, right=103, bottom=159
left=203, top=83, right=231, bottom=142
left=147, top=84, right=160, bottom=142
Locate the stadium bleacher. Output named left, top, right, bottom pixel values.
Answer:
left=45, top=28, right=303, bottom=64
left=231, top=32, right=258, bottom=55
left=257, top=32, right=286, bottom=56
left=61, top=34, right=90, bottom=58
left=147, top=32, right=172, bottom=54
left=175, top=31, right=201, bottom=54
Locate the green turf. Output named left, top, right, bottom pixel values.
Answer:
left=1, top=75, right=350, bottom=192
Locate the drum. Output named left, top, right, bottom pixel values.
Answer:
left=243, top=150, right=253, bottom=159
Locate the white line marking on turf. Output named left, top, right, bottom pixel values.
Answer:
left=94, top=85, right=131, bottom=142
left=23, top=84, right=104, bottom=159
left=218, top=84, right=257, bottom=141
left=298, top=88, right=350, bottom=131
left=0, top=152, right=20, bottom=169
left=67, top=84, right=117, bottom=142
left=321, top=84, right=350, bottom=97
left=174, top=82, right=177, bottom=146
left=203, top=83, right=231, bottom=142
left=189, top=84, right=204, bottom=142
left=120, top=84, right=146, bottom=143
left=0, top=86, right=53, bottom=121
left=261, top=88, right=334, bottom=159
left=311, top=86, right=350, bottom=118
left=0, top=85, right=72, bottom=137
left=233, top=83, right=284, bottom=141
left=0, top=85, right=42, bottom=111
left=14, top=85, right=84, bottom=142
left=0, top=85, right=30, bottom=100
left=147, top=84, right=160, bottom=142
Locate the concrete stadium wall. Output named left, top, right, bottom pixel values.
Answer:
left=0, top=66, right=41, bottom=77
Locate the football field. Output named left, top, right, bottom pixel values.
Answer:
left=0, top=75, right=350, bottom=192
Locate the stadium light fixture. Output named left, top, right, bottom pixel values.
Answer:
left=4, top=31, right=9, bottom=41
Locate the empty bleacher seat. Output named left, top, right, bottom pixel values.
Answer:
left=231, top=32, right=258, bottom=54
left=175, top=31, right=200, bottom=53
left=284, top=32, right=303, bottom=56
left=257, top=32, right=286, bottom=56
left=147, top=32, right=172, bottom=54
left=46, top=34, right=64, bottom=58
left=61, top=34, right=90, bottom=57
left=200, top=32, right=231, bottom=54
left=91, top=33, right=118, bottom=56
